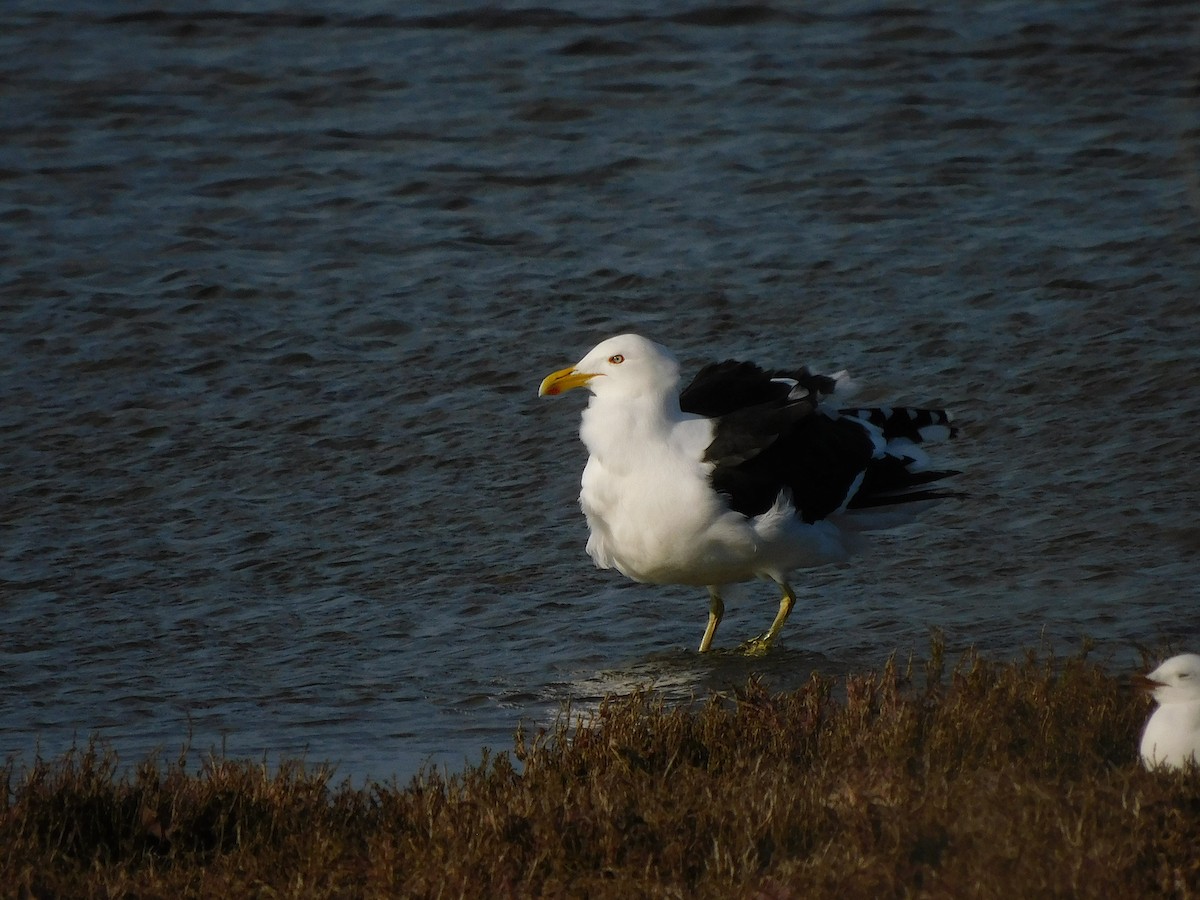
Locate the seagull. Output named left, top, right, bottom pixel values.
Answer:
left=1135, top=653, right=1200, bottom=770
left=538, top=334, right=959, bottom=653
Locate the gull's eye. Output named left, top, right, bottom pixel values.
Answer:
left=608, top=354, right=625, bottom=365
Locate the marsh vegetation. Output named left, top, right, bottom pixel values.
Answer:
left=4, top=641, right=1196, bottom=898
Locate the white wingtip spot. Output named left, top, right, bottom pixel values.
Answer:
left=917, top=424, right=953, bottom=442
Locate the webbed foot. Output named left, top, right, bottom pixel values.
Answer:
left=736, top=634, right=775, bottom=657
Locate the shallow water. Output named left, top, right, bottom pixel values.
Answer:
left=2, top=0, right=1199, bottom=782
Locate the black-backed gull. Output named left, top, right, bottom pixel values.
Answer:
left=539, top=333, right=959, bottom=653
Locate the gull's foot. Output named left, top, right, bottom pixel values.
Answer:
left=736, top=634, right=775, bottom=657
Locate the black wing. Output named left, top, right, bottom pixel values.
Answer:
left=680, top=359, right=836, bottom=417
left=681, top=360, right=875, bottom=520
left=681, top=360, right=958, bottom=522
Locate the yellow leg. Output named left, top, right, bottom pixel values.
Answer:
left=762, top=582, right=796, bottom=644
left=739, top=582, right=796, bottom=656
left=698, top=587, right=724, bottom=653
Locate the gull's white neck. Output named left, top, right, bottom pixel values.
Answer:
left=580, top=391, right=684, bottom=467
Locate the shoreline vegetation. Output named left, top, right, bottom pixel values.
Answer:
left=4, top=639, right=1198, bottom=898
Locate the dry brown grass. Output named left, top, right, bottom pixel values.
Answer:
left=4, top=641, right=1198, bottom=898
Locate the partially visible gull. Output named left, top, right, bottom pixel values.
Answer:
left=1135, top=653, right=1200, bottom=770
left=538, top=333, right=960, bottom=653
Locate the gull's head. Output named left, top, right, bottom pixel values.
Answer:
left=1135, top=653, right=1200, bottom=706
left=538, top=334, right=681, bottom=401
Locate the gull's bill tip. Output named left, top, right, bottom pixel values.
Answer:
left=539, top=366, right=596, bottom=397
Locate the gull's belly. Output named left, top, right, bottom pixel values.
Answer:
left=579, top=461, right=757, bottom=585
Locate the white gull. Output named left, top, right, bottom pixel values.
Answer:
left=1136, top=653, right=1200, bottom=770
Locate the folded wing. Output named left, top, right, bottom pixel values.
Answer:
left=681, top=360, right=959, bottom=522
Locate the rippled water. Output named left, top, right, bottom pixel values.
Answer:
left=2, top=1, right=1198, bottom=782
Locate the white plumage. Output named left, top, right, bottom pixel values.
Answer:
left=539, top=334, right=959, bottom=653
left=1137, top=653, right=1200, bottom=770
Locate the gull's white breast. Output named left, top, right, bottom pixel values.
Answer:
left=1141, top=701, right=1200, bottom=769
left=579, top=413, right=757, bottom=585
